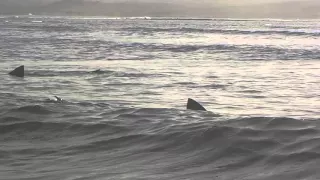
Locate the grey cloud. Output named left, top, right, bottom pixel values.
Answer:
left=0, top=0, right=319, bottom=18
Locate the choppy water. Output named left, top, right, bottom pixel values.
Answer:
left=0, top=16, right=319, bottom=180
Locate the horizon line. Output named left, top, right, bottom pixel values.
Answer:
left=1, top=14, right=320, bottom=21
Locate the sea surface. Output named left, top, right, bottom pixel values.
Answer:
left=0, top=16, right=319, bottom=180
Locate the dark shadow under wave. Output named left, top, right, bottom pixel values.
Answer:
left=4, top=36, right=319, bottom=61
left=15, top=24, right=88, bottom=33
left=121, top=27, right=320, bottom=37
left=1, top=106, right=319, bottom=179
left=26, top=69, right=166, bottom=79
left=10, top=105, right=52, bottom=115
left=26, top=69, right=116, bottom=77
left=0, top=120, right=129, bottom=139
left=66, top=40, right=320, bottom=60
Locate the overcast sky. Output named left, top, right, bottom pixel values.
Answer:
left=0, top=0, right=317, bottom=6
left=0, top=0, right=314, bottom=5
left=0, top=0, right=319, bottom=18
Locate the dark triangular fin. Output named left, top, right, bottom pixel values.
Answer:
left=9, top=65, right=24, bottom=77
left=187, top=98, right=207, bottom=111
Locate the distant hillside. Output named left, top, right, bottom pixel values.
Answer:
left=224, top=1, right=320, bottom=18
left=0, top=0, right=223, bottom=17
left=36, top=0, right=188, bottom=16
left=0, top=0, right=319, bottom=18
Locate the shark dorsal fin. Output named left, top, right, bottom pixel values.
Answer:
left=9, top=65, right=24, bottom=77
left=187, top=98, right=207, bottom=111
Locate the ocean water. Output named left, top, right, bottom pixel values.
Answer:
left=0, top=16, right=319, bottom=180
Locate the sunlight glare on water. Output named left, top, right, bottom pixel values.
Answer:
left=1, top=16, right=320, bottom=180
left=0, top=17, right=319, bottom=118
